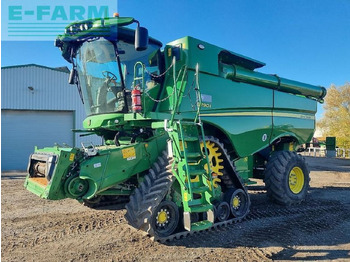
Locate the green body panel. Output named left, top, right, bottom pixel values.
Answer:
left=79, top=135, right=166, bottom=199
left=234, top=157, right=254, bottom=183
left=156, top=36, right=318, bottom=158
left=25, top=134, right=167, bottom=200
left=83, top=113, right=125, bottom=130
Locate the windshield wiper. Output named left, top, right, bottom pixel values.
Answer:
left=113, top=44, right=128, bottom=112
left=114, top=46, right=126, bottom=90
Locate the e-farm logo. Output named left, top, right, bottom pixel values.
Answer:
left=2, top=0, right=117, bottom=40
left=9, top=6, right=108, bottom=21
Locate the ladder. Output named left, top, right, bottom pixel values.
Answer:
left=166, top=64, right=215, bottom=231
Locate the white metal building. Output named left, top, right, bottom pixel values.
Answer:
left=1, top=64, right=100, bottom=171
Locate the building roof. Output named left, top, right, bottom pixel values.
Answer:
left=1, top=64, right=69, bottom=73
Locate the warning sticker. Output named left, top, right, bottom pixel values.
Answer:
left=122, top=147, right=136, bottom=161
left=94, top=162, right=101, bottom=168
left=69, top=153, right=75, bottom=161
left=179, top=141, right=187, bottom=151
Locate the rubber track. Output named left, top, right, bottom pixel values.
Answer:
left=122, top=137, right=250, bottom=240
left=124, top=151, right=174, bottom=234
left=82, top=196, right=129, bottom=209
left=151, top=136, right=251, bottom=242
left=153, top=199, right=348, bottom=243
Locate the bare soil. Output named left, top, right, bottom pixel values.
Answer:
left=2, top=157, right=350, bottom=262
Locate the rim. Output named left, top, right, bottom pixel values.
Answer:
left=156, top=209, right=169, bottom=225
left=152, top=201, right=179, bottom=237
left=200, top=141, right=224, bottom=187
left=288, top=166, right=305, bottom=194
left=232, top=195, right=241, bottom=209
left=229, top=189, right=249, bottom=218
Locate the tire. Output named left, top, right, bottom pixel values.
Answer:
left=224, top=188, right=250, bottom=219
left=215, top=201, right=230, bottom=222
left=150, top=201, right=180, bottom=237
left=264, top=151, right=310, bottom=205
left=125, top=151, right=176, bottom=237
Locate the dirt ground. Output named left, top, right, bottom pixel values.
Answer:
left=2, top=156, right=350, bottom=262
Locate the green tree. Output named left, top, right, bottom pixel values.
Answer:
left=317, top=83, right=350, bottom=148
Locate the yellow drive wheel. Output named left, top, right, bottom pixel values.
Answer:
left=200, top=140, right=225, bottom=187
left=288, top=167, right=305, bottom=194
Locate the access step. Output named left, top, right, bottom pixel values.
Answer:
left=179, top=121, right=199, bottom=125
left=183, top=136, right=199, bottom=142
left=188, top=203, right=212, bottom=213
left=184, top=152, right=202, bottom=159
left=183, top=211, right=214, bottom=231
left=191, top=220, right=213, bottom=231
left=191, top=186, right=210, bottom=194
left=187, top=168, right=206, bottom=176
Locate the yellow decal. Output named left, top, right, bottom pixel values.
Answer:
left=179, top=141, right=187, bottom=151
left=289, top=142, right=294, bottom=151
left=69, top=153, right=75, bottom=161
left=122, top=147, right=136, bottom=160
left=184, top=192, right=188, bottom=201
left=167, top=48, right=172, bottom=57
left=201, top=103, right=212, bottom=108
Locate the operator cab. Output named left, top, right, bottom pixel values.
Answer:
left=76, top=29, right=162, bottom=116
left=55, top=17, right=163, bottom=117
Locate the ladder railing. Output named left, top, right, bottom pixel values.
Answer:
left=165, top=62, right=215, bottom=231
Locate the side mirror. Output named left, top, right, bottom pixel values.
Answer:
left=68, top=68, right=77, bottom=85
left=135, top=26, right=148, bottom=51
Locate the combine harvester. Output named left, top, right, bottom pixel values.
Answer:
left=25, top=14, right=326, bottom=240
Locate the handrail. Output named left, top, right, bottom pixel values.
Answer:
left=169, top=63, right=188, bottom=126
left=194, top=63, right=201, bottom=123
left=133, top=61, right=145, bottom=116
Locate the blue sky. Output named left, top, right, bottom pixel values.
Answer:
left=2, top=0, right=350, bottom=119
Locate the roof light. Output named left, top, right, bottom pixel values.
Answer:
left=113, top=12, right=119, bottom=17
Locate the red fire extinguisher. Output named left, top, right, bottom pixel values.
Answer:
left=131, top=86, right=142, bottom=113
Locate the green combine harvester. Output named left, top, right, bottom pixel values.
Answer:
left=24, top=15, right=326, bottom=239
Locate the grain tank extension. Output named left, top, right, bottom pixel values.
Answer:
left=24, top=15, right=326, bottom=239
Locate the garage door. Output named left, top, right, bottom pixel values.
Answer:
left=1, top=110, right=74, bottom=171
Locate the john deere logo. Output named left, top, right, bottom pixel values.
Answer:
left=262, top=134, right=268, bottom=142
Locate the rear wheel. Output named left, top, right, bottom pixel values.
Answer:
left=264, top=151, right=310, bottom=205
